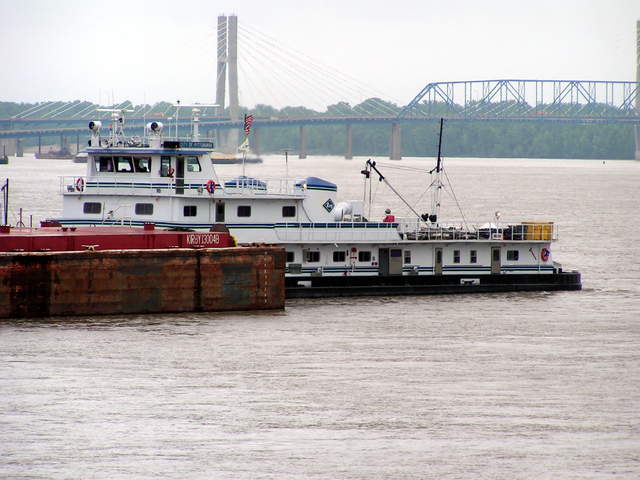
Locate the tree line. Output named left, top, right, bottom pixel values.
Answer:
left=1, top=100, right=636, bottom=159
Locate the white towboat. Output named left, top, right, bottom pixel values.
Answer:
left=47, top=110, right=581, bottom=297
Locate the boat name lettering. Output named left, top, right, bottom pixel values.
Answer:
left=186, top=233, right=220, bottom=245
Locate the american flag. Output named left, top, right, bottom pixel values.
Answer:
left=243, top=114, right=254, bottom=136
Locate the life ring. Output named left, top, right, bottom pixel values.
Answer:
left=167, top=167, right=175, bottom=178
left=205, top=180, right=216, bottom=194
left=75, top=177, right=85, bottom=192
left=540, top=247, right=550, bottom=262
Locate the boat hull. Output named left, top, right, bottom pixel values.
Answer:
left=285, top=271, right=582, bottom=298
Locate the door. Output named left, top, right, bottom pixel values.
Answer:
left=175, top=157, right=185, bottom=194
left=215, top=200, right=225, bottom=223
left=378, top=248, right=389, bottom=276
left=389, top=248, right=403, bottom=275
left=491, top=247, right=501, bottom=274
left=434, top=247, right=443, bottom=275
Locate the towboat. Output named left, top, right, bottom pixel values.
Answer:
left=46, top=110, right=581, bottom=297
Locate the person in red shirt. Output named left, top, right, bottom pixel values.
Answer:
left=383, top=208, right=395, bottom=222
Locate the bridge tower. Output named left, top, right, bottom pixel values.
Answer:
left=636, top=20, right=640, bottom=161
left=215, top=14, right=241, bottom=153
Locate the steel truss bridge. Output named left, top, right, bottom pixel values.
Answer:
left=1, top=79, right=638, bottom=141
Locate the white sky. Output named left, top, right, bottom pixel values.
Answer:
left=0, top=0, right=638, bottom=108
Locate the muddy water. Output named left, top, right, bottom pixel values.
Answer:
left=1, top=155, right=639, bottom=479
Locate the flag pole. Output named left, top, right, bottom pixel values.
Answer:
left=240, top=114, right=254, bottom=177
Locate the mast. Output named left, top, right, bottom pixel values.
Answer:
left=430, top=118, right=445, bottom=223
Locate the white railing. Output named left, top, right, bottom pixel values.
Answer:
left=396, top=217, right=558, bottom=241
left=274, top=222, right=401, bottom=242
left=60, top=175, right=308, bottom=197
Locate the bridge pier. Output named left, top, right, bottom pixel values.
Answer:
left=16, top=139, right=23, bottom=157
left=38, top=136, right=42, bottom=155
left=76, top=135, right=80, bottom=154
left=345, top=124, right=353, bottom=159
left=299, top=125, right=307, bottom=159
left=0, top=139, right=17, bottom=157
left=389, top=122, right=401, bottom=160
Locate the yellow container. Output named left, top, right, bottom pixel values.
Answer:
left=522, top=222, right=554, bottom=241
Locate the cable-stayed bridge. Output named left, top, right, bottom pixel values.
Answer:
left=1, top=16, right=639, bottom=159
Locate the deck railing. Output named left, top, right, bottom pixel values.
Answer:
left=395, top=217, right=558, bottom=241
left=60, top=175, right=306, bottom=197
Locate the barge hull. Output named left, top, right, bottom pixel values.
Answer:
left=0, top=247, right=285, bottom=319
left=285, top=271, right=581, bottom=298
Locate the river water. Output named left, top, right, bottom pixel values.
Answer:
left=1, top=154, right=639, bottom=479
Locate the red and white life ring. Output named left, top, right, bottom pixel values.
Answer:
left=75, top=177, right=85, bottom=192
left=205, top=179, right=216, bottom=194
left=540, top=247, right=550, bottom=262
left=167, top=167, right=175, bottom=178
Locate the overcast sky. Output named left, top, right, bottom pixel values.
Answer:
left=1, top=0, right=638, bottom=109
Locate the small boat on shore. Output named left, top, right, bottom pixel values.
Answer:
left=36, top=146, right=74, bottom=160
left=211, top=152, right=262, bottom=164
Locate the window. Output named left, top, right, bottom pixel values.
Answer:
left=160, top=156, right=172, bottom=177
left=83, top=202, right=101, bottom=214
left=507, top=250, right=520, bottom=261
left=133, top=157, right=151, bottom=173
left=453, top=250, right=461, bottom=264
left=282, top=205, right=296, bottom=217
left=286, top=251, right=295, bottom=263
left=183, top=205, right=197, bottom=217
left=115, top=156, right=134, bottom=172
left=186, top=156, right=201, bottom=172
left=97, top=156, right=113, bottom=172
left=305, top=251, right=320, bottom=263
left=358, top=251, right=371, bottom=262
left=135, top=203, right=154, bottom=215
left=404, top=250, right=412, bottom=264
left=470, top=250, right=478, bottom=264
left=333, top=251, right=346, bottom=262
left=237, top=205, right=251, bottom=217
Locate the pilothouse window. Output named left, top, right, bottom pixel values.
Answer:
left=115, top=156, right=134, bottom=173
left=97, top=157, right=113, bottom=172
left=133, top=157, right=150, bottom=173
left=186, top=157, right=201, bottom=172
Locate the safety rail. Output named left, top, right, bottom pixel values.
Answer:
left=60, top=175, right=308, bottom=197
left=275, top=221, right=403, bottom=242
left=396, top=217, right=558, bottom=241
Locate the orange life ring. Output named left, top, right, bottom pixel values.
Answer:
left=540, top=247, right=550, bottom=262
left=75, top=177, right=85, bottom=192
left=167, top=167, right=175, bottom=178
left=205, top=179, right=216, bottom=194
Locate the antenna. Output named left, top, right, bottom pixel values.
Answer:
left=172, top=102, right=219, bottom=141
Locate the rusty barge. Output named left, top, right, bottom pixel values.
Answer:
left=0, top=225, right=285, bottom=319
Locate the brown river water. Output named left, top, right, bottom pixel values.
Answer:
left=1, top=154, right=639, bottom=479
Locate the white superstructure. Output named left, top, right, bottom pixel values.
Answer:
left=51, top=113, right=561, bottom=280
